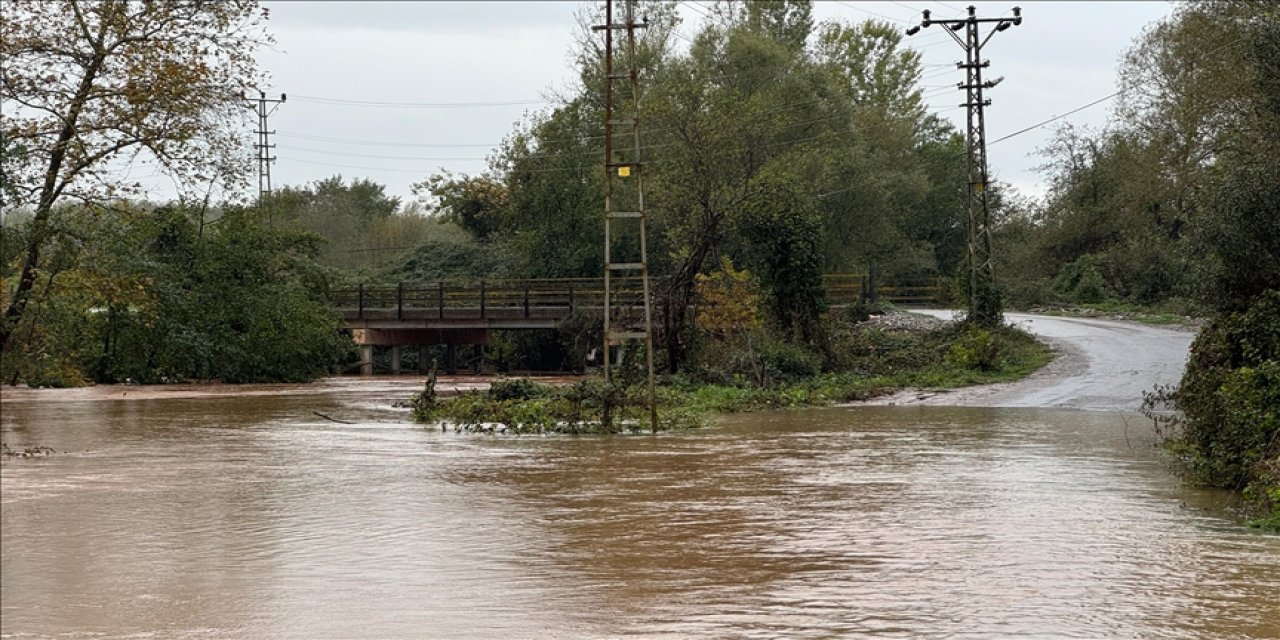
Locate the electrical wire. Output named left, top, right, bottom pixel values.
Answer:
left=986, top=92, right=1118, bottom=146
left=289, top=94, right=548, bottom=109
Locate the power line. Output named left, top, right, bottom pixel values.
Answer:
left=280, top=144, right=491, bottom=162
left=835, top=0, right=911, bottom=25
left=985, top=37, right=1248, bottom=146
left=277, top=131, right=501, bottom=148
left=289, top=94, right=548, bottom=109
left=987, top=92, right=1118, bottom=146
left=677, top=0, right=710, bottom=19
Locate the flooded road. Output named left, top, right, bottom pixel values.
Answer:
left=3, top=389, right=1278, bottom=638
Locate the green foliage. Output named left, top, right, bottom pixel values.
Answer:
left=429, top=5, right=960, bottom=372
left=381, top=235, right=505, bottom=282
left=1052, top=255, right=1112, bottom=304
left=414, top=315, right=1051, bottom=436
left=1155, top=291, right=1280, bottom=525
left=740, top=166, right=828, bottom=341
left=416, top=173, right=508, bottom=241
left=1, top=0, right=268, bottom=352
left=1007, top=3, right=1279, bottom=313
left=756, top=336, right=823, bottom=382
left=0, top=203, right=347, bottom=385
left=487, top=377, right=549, bottom=402
left=410, top=367, right=439, bottom=421
left=264, top=176, right=431, bottom=273
left=944, top=327, right=1002, bottom=371
left=1170, top=293, right=1280, bottom=482
left=1189, top=134, right=1280, bottom=313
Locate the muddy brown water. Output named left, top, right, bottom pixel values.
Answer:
left=3, top=382, right=1278, bottom=639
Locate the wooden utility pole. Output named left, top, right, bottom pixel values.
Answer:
left=907, top=6, right=1021, bottom=327
left=594, top=0, right=658, bottom=432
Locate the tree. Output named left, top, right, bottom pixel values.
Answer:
left=416, top=172, right=508, bottom=241
left=265, top=175, right=407, bottom=270
left=0, top=0, right=268, bottom=351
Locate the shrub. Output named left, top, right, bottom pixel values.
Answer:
left=757, top=337, right=822, bottom=383
left=1166, top=290, right=1280, bottom=526
left=487, top=377, right=547, bottom=402
left=1053, top=254, right=1113, bottom=304
left=944, top=326, right=1002, bottom=371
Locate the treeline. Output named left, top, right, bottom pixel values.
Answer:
left=1000, top=1, right=1278, bottom=312
left=0, top=204, right=349, bottom=385
left=419, top=1, right=970, bottom=373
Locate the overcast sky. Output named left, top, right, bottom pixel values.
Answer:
left=132, top=1, right=1176, bottom=207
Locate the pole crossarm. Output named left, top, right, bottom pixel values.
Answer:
left=905, top=5, right=1021, bottom=327
left=245, top=90, right=286, bottom=201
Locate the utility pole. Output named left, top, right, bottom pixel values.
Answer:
left=244, top=90, right=286, bottom=201
left=593, top=0, right=658, bottom=433
left=907, top=6, right=1021, bottom=327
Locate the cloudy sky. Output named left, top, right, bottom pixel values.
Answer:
left=139, top=1, right=1176, bottom=207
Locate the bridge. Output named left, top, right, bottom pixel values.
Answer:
left=334, top=274, right=941, bottom=374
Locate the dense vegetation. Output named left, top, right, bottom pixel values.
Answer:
left=0, top=204, right=349, bottom=385
left=418, top=2, right=971, bottom=372
left=1107, top=1, right=1279, bottom=528
left=999, top=1, right=1278, bottom=313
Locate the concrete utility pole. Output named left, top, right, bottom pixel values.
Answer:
left=245, top=90, right=286, bottom=201
left=907, top=6, right=1021, bottom=327
left=593, top=0, right=658, bottom=433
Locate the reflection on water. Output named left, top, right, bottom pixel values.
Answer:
left=3, top=389, right=1278, bottom=639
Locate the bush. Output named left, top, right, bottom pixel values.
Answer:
left=487, top=377, right=548, bottom=402
left=1053, top=254, right=1113, bottom=304
left=757, top=337, right=822, bottom=383
left=945, top=326, right=1002, bottom=371
left=1165, top=290, right=1280, bottom=526
left=825, top=325, right=933, bottom=375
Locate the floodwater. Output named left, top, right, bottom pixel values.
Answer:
left=3, top=384, right=1278, bottom=639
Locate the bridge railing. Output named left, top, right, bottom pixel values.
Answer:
left=334, top=274, right=944, bottom=321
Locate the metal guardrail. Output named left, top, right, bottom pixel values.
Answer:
left=333, top=274, right=943, bottom=321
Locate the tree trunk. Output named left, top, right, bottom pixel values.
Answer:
left=0, top=42, right=107, bottom=353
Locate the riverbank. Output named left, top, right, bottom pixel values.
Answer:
left=411, top=312, right=1056, bottom=434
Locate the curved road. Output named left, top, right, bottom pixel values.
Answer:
left=882, top=311, right=1197, bottom=412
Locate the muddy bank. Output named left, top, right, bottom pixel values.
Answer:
left=0, top=374, right=585, bottom=404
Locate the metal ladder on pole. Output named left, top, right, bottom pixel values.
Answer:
left=595, top=0, right=657, bottom=432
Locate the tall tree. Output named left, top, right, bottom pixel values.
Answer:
left=0, top=0, right=268, bottom=350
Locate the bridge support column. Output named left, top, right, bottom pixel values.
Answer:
left=390, top=346, right=401, bottom=375
left=418, top=346, right=429, bottom=373
left=360, top=345, right=373, bottom=377
left=446, top=344, right=457, bottom=375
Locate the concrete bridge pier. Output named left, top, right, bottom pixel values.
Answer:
left=390, top=346, right=402, bottom=375
left=360, top=345, right=373, bottom=376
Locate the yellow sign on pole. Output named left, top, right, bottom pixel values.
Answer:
left=618, top=165, right=631, bottom=177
